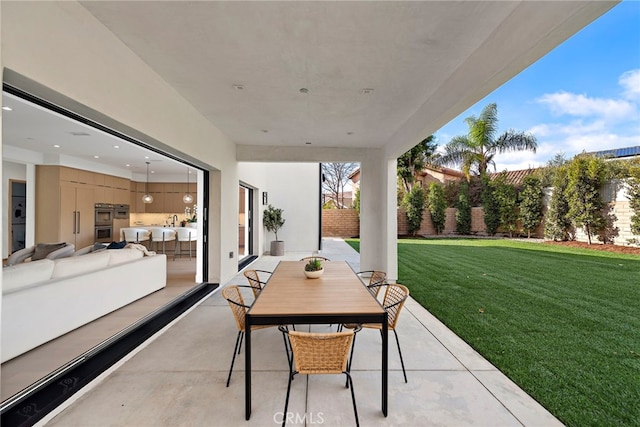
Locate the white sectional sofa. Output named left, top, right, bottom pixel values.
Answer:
left=1, top=248, right=167, bottom=362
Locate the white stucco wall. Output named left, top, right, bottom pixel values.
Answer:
left=238, top=162, right=321, bottom=254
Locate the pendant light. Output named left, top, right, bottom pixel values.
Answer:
left=142, top=161, right=154, bottom=204
left=183, top=167, right=194, bottom=204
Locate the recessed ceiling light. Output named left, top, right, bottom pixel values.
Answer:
left=233, top=84, right=244, bottom=91
left=299, top=88, right=309, bottom=94
left=125, top=164, right=131, bottom=167
left=261, top=129, right=269, bottom=133
left=361, top=88, right=374, bottom=94
left=347, top=132, right=354, bottom=135
left=53, top=144, right=61, bottom=148
left=93, top=155, right=100, bottom=159
left=70, top=131, right=91, bottom=136
left=113, top=145, right=119, bottom=149
left=144, top=156, right=149, bottom=159
left=305, top=141, right=312, bottom=145
left=151, top=170, right=155, bottom=174
left=2, top=106, right=13, bottom=111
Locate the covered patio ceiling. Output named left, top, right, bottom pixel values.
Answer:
left=80, top=1, right=617, bottom=161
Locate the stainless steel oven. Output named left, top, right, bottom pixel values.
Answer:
left=95, top=203, right=114, bottom=226
left=95, top=225, right=114, bottom=243
left=114, top=204, right=130, bottom=219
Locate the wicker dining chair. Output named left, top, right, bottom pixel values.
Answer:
left=278, top=325, right=362, bottom=427
left=299, top=256, right=331, bottom=262
left=342, top=283, right=410, bottom=383
left=243, top=269, right=272, bottom=299
left=221, top=285, right=275, bottom=387
left=356, top=270, right=387, bottom=297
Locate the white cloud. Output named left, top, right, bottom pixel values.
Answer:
left=537, top=92, right=637, bottom=122
left=620, top=69, right=640, bottom=100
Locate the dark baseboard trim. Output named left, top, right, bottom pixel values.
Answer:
left=0, top=283, right=218, bottom=427
left=238, top=255, right=258, bottom=271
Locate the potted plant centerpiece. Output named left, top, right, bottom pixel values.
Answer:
left=304, top=257, right=324, bottom=279
left=263, top=204, right=285, bottom=256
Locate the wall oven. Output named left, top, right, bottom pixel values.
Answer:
left=95, top=203, right=114, bottom=226
left=114, top=204, right=130, bottom=219
left=95, top=225, right=114, bottom=243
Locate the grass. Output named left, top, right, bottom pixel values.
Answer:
left=345, top=238, right=640, bottom=427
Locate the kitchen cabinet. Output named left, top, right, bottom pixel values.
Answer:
left=130, top=182, right=197, bottom=213
left=59, top=183, right=96, bottom=248
left=36, top=166, right=95, bottom=248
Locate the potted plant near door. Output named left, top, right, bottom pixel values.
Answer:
left=263, top=204, right=285, bottom=256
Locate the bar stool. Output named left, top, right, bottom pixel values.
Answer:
left=174, top=227, right=197, bottom=260
left=121, top=228, right=150, bottom=247
left=149, top=228, right=177, bottom=254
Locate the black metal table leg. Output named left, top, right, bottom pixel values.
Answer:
left=245, top=315, right=252, bottom=420
left=382, top=313, right=388, bottom=416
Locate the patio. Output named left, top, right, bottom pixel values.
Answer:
left=41, top=239, right=561, bottom=426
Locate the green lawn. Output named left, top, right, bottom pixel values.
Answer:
left=345, top=238, right=640, bottom=427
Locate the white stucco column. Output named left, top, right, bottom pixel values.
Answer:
left=359, top=150, right=398, bottom=281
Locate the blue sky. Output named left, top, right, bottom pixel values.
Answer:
left=434, top=1, right=640, bottom=172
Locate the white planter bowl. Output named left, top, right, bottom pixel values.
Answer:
left=304, top=269, right=323, bottom=279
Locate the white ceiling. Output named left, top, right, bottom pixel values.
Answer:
left=2, top=1, right=617, bottom=172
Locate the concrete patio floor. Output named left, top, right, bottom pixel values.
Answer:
left=40, top=239, right=563, bottom=426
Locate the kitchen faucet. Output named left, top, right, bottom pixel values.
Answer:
left=172, top=214, right=178, bottom=227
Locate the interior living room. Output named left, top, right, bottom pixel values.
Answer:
left=0, top=1, right=618, bottom=424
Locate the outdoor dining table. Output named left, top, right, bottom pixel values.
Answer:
left=245, top=260, right=388, bottom=420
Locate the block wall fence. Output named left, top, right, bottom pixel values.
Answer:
left=322, top=199, right=634, bottom=245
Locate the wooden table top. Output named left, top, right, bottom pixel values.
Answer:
left=248, top=261, right=385, bottom=317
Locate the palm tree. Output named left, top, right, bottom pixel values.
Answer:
left=438, top=103, right=537, bottom=179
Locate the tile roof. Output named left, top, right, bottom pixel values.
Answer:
left=489, top=168, right=538, bottom=186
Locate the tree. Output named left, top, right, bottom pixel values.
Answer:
left=493, top=178, right=518, bottom=237
left=519, top=175, right=544, bottom=238
left=427, top=182, right=447, bottom=234
left=397, top=136, right=438, bottom=192
left=322, top=162, right=358, bottom=209
left=438, top=103, right=537, bottom=179
left=623, top=159, right=640, bottom=237
left=566, top=155, right=607, bottom=244
left=545, top=163, right=572, bottom=241
left=456, top=181, right=472, bottom=235
left=353, top=187, right=361, bottom=218
left=263, top=204, right=285, bottom=241
left=481, top=175, right=500, bottom=236
left=404, top=185, right=426, bottom=236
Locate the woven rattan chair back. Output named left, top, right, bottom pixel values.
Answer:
left=368, top=271, right=387, bottom=297
left=288, top=330, right=354, bottom=375
left=222, top=285, right=247, bottom=332
left=299, top=256, right=331, bottom=262
left=243, top=270, right=263, bottom=298
left=383, top=284, right=409, bottom=330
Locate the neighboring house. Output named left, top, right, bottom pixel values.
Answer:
left=349, top=165, right=464, bottom=190
left=589, top=146, right=640, bottom=160
left=489, top=168, right=539, bottom=188
left=416, top=165, right=465, bottom=186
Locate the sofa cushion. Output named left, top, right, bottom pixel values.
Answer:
left=31, top=242, right=67, bottom=261
left=73, top=243, right=107, bottom=257
left=51, top=251, right=110, bottom=279
left=2, top=259, right=55, bottom=293
left=107, top=248, right=144, bottom=266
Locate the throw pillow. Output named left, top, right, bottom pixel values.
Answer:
left=106, top=240, right=127, bottom=250
left=31, top=242, right=67, bottom=261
